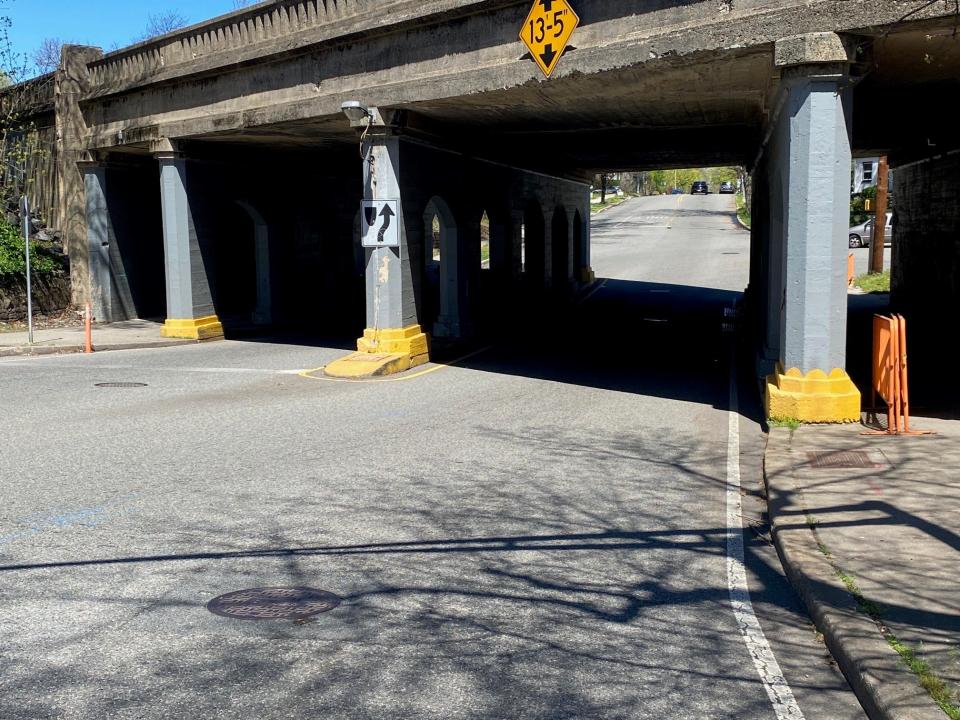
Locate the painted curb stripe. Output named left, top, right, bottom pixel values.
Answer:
left=728, top=353, right=805, bottom=720
left=298, top=346, right=493, bottom=384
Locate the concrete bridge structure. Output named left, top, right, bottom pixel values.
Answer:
left=46, top=0, right=960, bottom=420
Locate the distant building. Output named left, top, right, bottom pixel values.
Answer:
left=853, top=157, right=878, bottom=193
left=853, top=157, right=894, bottom=194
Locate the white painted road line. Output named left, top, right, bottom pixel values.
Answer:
left=727, top=354, right=805, bottom=720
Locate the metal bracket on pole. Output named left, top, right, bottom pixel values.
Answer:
left=20, top=195, right=34, bottom=345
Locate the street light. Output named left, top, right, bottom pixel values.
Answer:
left=341, top=100, right=372, bottom=127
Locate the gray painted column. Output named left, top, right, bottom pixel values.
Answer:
left=772, top=33, right=852, bottom=373
left=433, top=204, right=463, bottom=337
left=542, top=206, right=554, bottom=289
left=580, top=192, right=592, bottom=279
left=82, top=164, right=112, bottom=321
left=153, top=141, right=221, bottom=338
left=363, top=131, right=418, bottom=331
left=82, top=163, right=134, bottom=322
left=510, top=209, right=524, bottom=283
left=236, top=201, right=272, bottom=325
left=564, top=208, right=576, bottom=286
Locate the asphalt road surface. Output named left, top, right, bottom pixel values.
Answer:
left=0, top=194, right=866, bottom=719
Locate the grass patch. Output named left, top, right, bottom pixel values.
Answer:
left=735, top=193, right=751, bottom=229
left=0, top=219, right=60, bottom=278
left=769, top=417, right=802, bottom=430
left=854, top=269, right=891, bottom=294
left=590, top=194, right=629, bottom=214
left=813, top=537, right=960, bottom=718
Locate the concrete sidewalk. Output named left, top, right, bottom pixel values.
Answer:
left=0, top=319, right=197, bottom=357
left=766, top=418, right=960, bottom=720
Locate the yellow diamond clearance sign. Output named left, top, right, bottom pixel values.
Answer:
left=520, top=0, right=580, bottom=78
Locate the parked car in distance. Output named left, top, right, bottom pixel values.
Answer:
left=849, top=211, right=892, bottom=248
left=670, top=187, right=684, bottom=194
left=719, top=181, right=735, bottom=194
left=691, top=181, right=708, bottom=195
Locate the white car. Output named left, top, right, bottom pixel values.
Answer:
left=849, top=212, right=892, bottom=248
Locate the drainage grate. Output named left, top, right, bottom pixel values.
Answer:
left=807, top=450, right=888, bottom=469
left=94, top=382, right=148, bottom=388
left=207, top=587, right=341, bottom=621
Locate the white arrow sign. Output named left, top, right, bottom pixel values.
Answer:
left=361, top=200, right=400, bottom=248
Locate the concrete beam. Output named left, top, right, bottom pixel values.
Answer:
left=774, top=32, right=849, bottom=67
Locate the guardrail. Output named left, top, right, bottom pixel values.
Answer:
left=85, top=0, right=373, bottom=89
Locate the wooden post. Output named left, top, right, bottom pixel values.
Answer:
left=869, top=156, right=888, bottom=274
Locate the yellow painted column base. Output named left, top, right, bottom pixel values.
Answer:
left=765, top=365, right=861, bottom=423
left=160, top=315, right=224, bottom=340
left=324, top=325, right=430, bottom=379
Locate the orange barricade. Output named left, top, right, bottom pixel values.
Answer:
left=870, top=314, right=901, bottom=432
left=865, top=313, right=933, bottom=435
left=847, top=253, right=855, bottom=287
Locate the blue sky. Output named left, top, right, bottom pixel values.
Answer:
left=3, top=0, right=248, bottom=73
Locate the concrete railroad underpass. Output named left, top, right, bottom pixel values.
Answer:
left=35, top=0, right=960, bottom=420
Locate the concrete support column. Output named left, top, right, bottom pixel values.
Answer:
left=153, top=140, right=223, bottom=340
left=325, top=115, right=428, bottom=378
left=82, top=164, right=112, bottom=322
left=541, top=206, right=554, bottom=289
left=749, top=158, right=776, bottom=375
left=80, top=161, right=136, bottom=323
left=236, top=201, right=272, bottom=325
left=510, top=209, right=524, bottom=283
left=488, top=212, right=510, bottom=278
left=764, top=33, right=860, bottom=422
left=434, top=205, right=466, bottom=338
left=575, top=191, right=595, bottom=285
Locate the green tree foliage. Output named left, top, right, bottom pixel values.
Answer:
left=850, top=185, right=876, bottom=226
left=642, top=167, right=740, bottom=194
left=0, top=218, right=58, bottom=277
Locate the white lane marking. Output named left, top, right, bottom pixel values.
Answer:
left=727, top=358, right=805, bottom=719
left=0, top=361, right=292, bottom=375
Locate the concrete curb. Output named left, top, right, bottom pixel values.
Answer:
left=764, top=428, right=945, bottom=720
left=590, top=197, right=630, bottom=214
left=0, top=339, right=201, bottom=358
left=735, top=212, right=751, bottom=232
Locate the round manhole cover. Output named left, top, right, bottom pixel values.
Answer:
left=94, top=382, right=148, bottom=388
left=207, top=587, right=341, bottom=620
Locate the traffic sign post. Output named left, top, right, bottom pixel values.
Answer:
left=360, top=200, right=400, bottom=248
left=520, top=0, right=580, bottom=78
left=20, top=195, right=34, bottom=345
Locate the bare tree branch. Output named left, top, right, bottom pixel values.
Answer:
left=32, top=38, right=62, bottom=75
left=138, top=11, right=189, bottom=42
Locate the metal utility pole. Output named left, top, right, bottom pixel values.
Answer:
left=869, top=156, right=889, bottom=275
left=20, top=195, right=34, bottom=344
